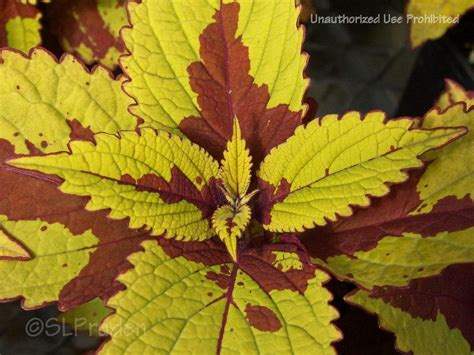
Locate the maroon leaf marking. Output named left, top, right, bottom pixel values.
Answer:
left=67, top=119, right=96, bottom=143
left=45, top=0, right=125, bottom=65
left=179, top=2, right=302, bottom=166
left=255, top=178, right=291, bottom=225
left=155, top=233, right=319, bottom=351
left=368, top=263, right=474, bottom=346
left=240, top=243, right=316, bottom=294
left=158, top=237, right=230, bottom=266
left=245, top=304, right=282, bottom=332
left=0, top=225, right=32, bottom=261
left=0, top=139, right=151, bottom=310
left=206, top=265, right=232, bottom=290
left=121, top=167, right=223, bottom=220
left=302, top=167, right=474, bottom=261
left=0, top=0, right=39, bottom=49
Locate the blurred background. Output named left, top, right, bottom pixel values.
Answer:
left=0, top=0, right=473, bottom=354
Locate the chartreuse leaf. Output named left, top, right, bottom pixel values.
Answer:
left=220, top=119, right=252, bottom=200
left=437, top=79, right=474, bottom=110
left=122, top=0, right=306, bottom=137
left=235, top=0, right=307, bottom=111
left=317, top=229, right=474, bottom=289
left=416, top=103, right=474, bottom=214
left=9, top=129, right=219, bottom=241
left=121, top=0, right=218, bottom=131
left=212, top=205, right=251, bottom=262
left=303, top=89, right=474, bottom=352
left=0, top=215, right=97, bottom=308
left=272, top=251, right=303, bottom=272
left=0, top=47, right=149, bottom=309
left=0, top=227, right=31, bottom=260
left=258, top=111, right=466, bottom=232
left=100, top=240, right=340, bottom=354
left=215, top=119, right=257, bottom=261
left=407, top=0, right=473, bottom=47
left=0, top=48, right=136, bottom=154
left=347, top=289, right=471, bottom=354
left=0, top=0, right=42, bottom=53
left=45, top=0, right=128, bottom=68
left=17, top=0, right=50, bottom=4
left=57, top=297, right=112, bottom=337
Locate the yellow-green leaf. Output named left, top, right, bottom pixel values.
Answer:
left=0, top=227, right=31, bottom=260
left=436, top=79, right=474, bottom=111
left=272, top=251, right=303, bottom=272
left=122, top=0, right=307, bottom=132
left=258, top=111, right=466, bottom=232
left=314, top=228, right=474, bottom=289
left=45, top=0, right=128, bottom=68
left=0, top=215, right=97, bottom=309
left=407, top=0, right=473, bottom=47
left=57, top=297, right=112, bottom=337
left=220, top=119, right=252, bottom=199
left=416, top=104, right=473, bottom=214
left=212, top=204, right=251, bottom=261
left=348, top=289, right=472, bottom=354
left=9, top=129, right=219, bottom=241
left=0, top=48, right=137, bottom=154
left=100, top=240, right=340, bottom=354
left=1, top=0, right=42, bottom=53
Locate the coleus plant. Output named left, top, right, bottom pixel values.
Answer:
left=406, top=0, right=474, bottom=47
left=0, top=0, right=128, bottom=68
left=0, top=0, right=473, bottom=354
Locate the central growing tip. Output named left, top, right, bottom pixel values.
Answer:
left=212, top=118, right=257, bottom=262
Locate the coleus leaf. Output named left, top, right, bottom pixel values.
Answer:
left=100, top=239, right=341, bottom=354
left=0, top=224, right=31, bottom=260
left=347, top=264, right=473, bottom=354
left=57, top=297, right=112, bottom=337
left=256, top=111, right=466, bottom=232
left=302, top=83, right=474, bottom=351
left=45, top=0, right=129, bottom=69
left=0, top=48, right=137, bottom=154
left=303, top=108, right=473, bottom=283
left=0, top=0, right=42, bottom=53
left=0, top=215, right=97, bottom=309
left=0, top=48, right=148, bottom=310
left=122, top=0, right=307, bottom=165
left=220, top=119, right=252, bottom=200
left=437, top=79, right=474, bottom=110
left=9, top=128, right=220, bottom=241
left=407, top=0, right=474, bottom=47
left=17, top=0, right=50, bottom=5
left=212, top=204, right=251, bottom=262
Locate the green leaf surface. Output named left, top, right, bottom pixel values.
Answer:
left=57, top=297, right=112, bottom=337
left=100, top=240, right=341, bottom=354
left=212, top=204, right=251, bottom=262
left=122, top=0, right=307, bottom=133
left=220, top=119, right=252, bottom=200
left=10, top=129, right=220, bottom=241
left=258, top=111, right=466, bottom=232
left=347, top=268, right=473, bottom=355
left=417, top=103, right=474, bottom=214
left=407, top=0, right=474, bottom=47
left=317, top=228, right=474, bottom=289
left=436, top=79, right=474, bottom=110
left=0, top=215, right=97, bottom=308
left=0, top=48, right=137, bottom=154
left=45, top=0, right=128, bottom=68
left=0, top=0, right=41, bottom=53
left=302, top=85, right=474, bottom=353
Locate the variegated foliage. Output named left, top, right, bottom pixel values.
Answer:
left=0, top=0, right=472, bottom=354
